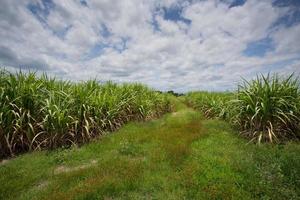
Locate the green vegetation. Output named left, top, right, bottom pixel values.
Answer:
left=1, top=100, right=299, bottom=200
left=186, top=92, right=234, bottom=120
left=0, top=70, right=171, bottom=158
left=186, top=74, right=300, bottom=143
left=0, top=71, right=299, bottom=199
left=236, top=74, right=300, bottom=143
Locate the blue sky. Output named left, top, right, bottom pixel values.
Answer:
left=0, top=0, right=299, bottom=92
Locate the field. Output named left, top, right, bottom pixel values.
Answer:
left=186, top=74, right=300, bottom=143
left=0, top=72, right=300, bottom=199
left=0, top=70, right=171, bottom=158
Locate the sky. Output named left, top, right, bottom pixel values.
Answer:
left=0, top=0, right=299, bottom=92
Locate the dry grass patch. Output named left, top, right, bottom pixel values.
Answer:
left=45, top=158, right=144, bottom=200
left=54, top=159, right=98, bottom=175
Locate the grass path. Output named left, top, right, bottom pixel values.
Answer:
left=0, top=100, right=299, bottom=200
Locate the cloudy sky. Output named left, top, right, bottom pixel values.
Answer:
left=0, top=0, right=299, bottom=92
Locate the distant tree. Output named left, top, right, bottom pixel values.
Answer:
left=166, top=90, right=183, bottom=97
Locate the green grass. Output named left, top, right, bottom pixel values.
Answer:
left=1, top=100, right=299, bottom=200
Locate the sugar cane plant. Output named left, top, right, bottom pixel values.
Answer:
left=0, top=70, right=171, bottom=158
left=186, top=73, right=300, bottom=143
left=185, top=92, right=234, bottom=120
left=235, top=74, right=300, bottom=143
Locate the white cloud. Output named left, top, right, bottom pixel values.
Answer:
left=272, top=23, right=300, bottom=55
left=0, top=0, right=299, bottom=92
